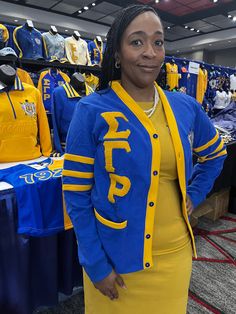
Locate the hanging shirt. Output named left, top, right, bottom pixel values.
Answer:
left=42, top=31, right=65, bottom=61
left=0, top=158, right=72, bottom=237
left=196, top=68, right=208, bottom=104
left=65, top=36, right=91, bottom=65
left=0, top=76, right=51, bottom=162
left=37, top=68, right=70, bottom=112
left=166, top=62, right=179, bottom=90
left=13, top=24, right=44, bottom=59
left=230, top=74, right=236, bottom=91
left=88, top=38, right=104, bottom=65
left=17, top=68, right=34, bottom=86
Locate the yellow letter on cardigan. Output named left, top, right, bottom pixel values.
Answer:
left=108, top=173, right=131, bottom=203
left=104, top=141, right=131, bottom=172
left=101, top=112, right=130, bottom=139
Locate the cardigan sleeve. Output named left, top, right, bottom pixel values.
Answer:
left=187, top=104, right=227, bottom=208
left=62, top=102, right=113, bottom=283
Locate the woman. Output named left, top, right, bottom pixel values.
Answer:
left=63, top=5, right=227, bottom=314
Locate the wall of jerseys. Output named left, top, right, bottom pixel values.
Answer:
left=159, top=56, right=236, bottom=113
left=0, top=22, right=105, bottom=65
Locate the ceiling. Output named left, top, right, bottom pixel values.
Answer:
left=1, top=0, right=236, bottom=54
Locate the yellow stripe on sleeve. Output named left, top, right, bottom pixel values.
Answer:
left=64, top=153, right=95, bottom=164
left=62, top=169, right=94, bottom=179
left=63, top=184, right=92, bottom=191
left=198, top=149, right=227, bottom=163
left=193, top=131, right=219, bottom=153
left=198, top=139, right=224, bottom=162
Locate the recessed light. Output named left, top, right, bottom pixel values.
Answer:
left=228, top=14, right=232, bottom=18
left=167, top=26, right=171, bottom=29
left=92, top=2, right=96, bottom=6
left=233, top=16, right=236, bottom=21
left=84, top=6, right=89, bottom=10
left=190, top=28, right=194, bottom=31
left=14, top=19, right=18, bottom=22
left=228, top=40, right=231, bottom=43
left=209, top=43, right=212, bottom=46
left=213, top=0, right=218, bottom=3
left=196, top=30, right=200, bottom=33
left=78, top=10, right=82, bottom=13
left=184, top=25, right=188, bottom=29
left=155, top=0, right=160, bottom=3
left=65, top=29, right=68, bottom=32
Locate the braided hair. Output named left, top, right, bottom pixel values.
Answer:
left=99, top=4, right=161, bottom=90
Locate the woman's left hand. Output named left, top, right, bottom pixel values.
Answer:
left=186, top=195, right=194, bottom=216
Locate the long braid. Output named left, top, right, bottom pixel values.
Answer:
left=99, top=4, right=160, bottom=90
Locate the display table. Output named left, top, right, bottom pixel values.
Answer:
left=0, top=158, right=83, bottom=314
left=0, top=142, right=235, bottom=313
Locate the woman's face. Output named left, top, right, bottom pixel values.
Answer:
left=117, top=11, right=165, bottom=89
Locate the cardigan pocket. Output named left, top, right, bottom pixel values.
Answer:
left=94, top=208, right=127, bottom=230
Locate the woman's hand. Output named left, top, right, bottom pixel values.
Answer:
left=186, top=194, right=194, bottom=215
left=93, top=270, right=127, bottom=300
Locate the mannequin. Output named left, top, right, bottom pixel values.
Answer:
left=13, top=20, right=44, bottom=59
left=50, top=25, right=58, bottom=35
left=52, top=72, right=94, bottom=153
left=70, top=72, right=86, bottom=96
left=88, top=36, right=104, bottom=66
left=26, top=19, right=34, bottom=29
left=0, top=64, right=51, bottom=162
left=73, top=31, right=81, bottom=41
left=0, top=64, right=16, bottom=88
left=65, top=33, right=91, bottom=65
left=42, top=26, right=65, bottom=61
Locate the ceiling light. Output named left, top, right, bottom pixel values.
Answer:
left=196, top=30, right=200, bottom=33
left=190, top=28, right=194, bottom=31
left=209, top=43, right=212, bottom=46
left=14, top=19, right=18, bottom=22
left=167, top=26, right=171, bottom=29
left=84, top=6, right=89, bottom=10
left=155, top=0, right=160, bottom=3
left=228, top=14, right=232, bottom=18
left=184, top=25, right=188, bottom=28
left=213, top=0, right=218, bottom=3
left=65, top=29, right=68, bottom=32
left=92, top=2, right=96, bottom=6
left=233, top=16, right=236, bottom=21
left=78, top=10, right=82, bottom=13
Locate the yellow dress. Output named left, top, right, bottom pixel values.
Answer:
left=83, top=100, right=192, bottom=314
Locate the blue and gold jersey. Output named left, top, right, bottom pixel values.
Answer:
left=37, top=69, right=70, bottom=112
left=0, top=159, right=72, bottom=236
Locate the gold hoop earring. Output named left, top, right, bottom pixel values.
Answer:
left=115, top=60, right=120, bottom=69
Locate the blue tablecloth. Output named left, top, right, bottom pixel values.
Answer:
left=0, top=189, right=82, bottom=314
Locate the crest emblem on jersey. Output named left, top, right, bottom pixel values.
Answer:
left=21, top=100, right=36, bottom=117
left=35, top=38, right=41, bottom=45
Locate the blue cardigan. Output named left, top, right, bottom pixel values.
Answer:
left=63, top=81, right=226, bottom=283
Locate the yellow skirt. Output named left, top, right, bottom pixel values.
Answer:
left=83, top=241, right=192, bottom=314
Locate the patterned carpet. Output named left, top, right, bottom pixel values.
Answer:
left=187, top=213, right=236, bottom=314
left=36, top=213, right=236, bottom=314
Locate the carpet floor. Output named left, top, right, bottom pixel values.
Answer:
left=35, top=213, right=236, bottom=314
